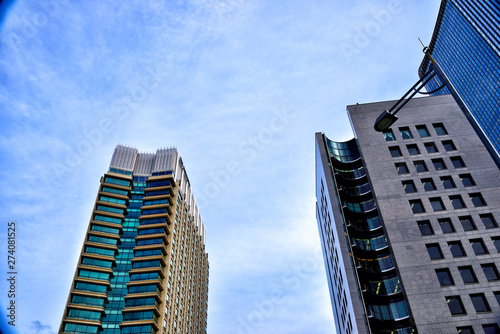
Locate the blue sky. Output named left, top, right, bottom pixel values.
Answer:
left=0, top=1, right=440, bottom=333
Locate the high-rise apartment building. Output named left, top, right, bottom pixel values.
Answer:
left=419, top=0, right=500, bottom=156
left=316, top=95, right=500, bottom=334
left=59, top=145, right=209, bottom=334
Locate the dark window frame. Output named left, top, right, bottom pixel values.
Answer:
left=448, top=241, right=466, bottom=257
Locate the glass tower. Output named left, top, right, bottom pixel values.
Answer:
left=59, top=145, right=209, bottom=334
left=419, top=0, right=500, bottom=156
left=317, top=95, right=500, bottom=333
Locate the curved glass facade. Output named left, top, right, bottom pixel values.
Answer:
left=324, top=136, right=416, bottom=333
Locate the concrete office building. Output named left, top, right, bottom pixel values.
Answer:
left=316, top=95, right=500, bottom=334
left=419, top=0, right=500, bottom=156
left=59, top=145, right=209, bottom=334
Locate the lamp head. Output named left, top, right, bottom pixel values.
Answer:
left=374, top=110, right=398, bottom=132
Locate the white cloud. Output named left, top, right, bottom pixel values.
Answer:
left=0, top=0, right=442, bottom=333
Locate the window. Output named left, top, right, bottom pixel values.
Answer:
left=416, top=125, right=430, bottom=138
left=395, top=163, right=409, bottom=174
left=389, top=146, right=402, bottom=157
left=451, top=156, right=465, bottom=168
left=417, top=220, right=434, bottom=236
left=441, top=176, right=456, bottom=189
left=442, top=140, right=456, bottom=151
left=424, top=142, right=438, bottom=153
left=410, top=200, right=425, bottom=213
left=460, top=174, right=475, bottom=187
left=459, top=216, right=476, bottom=231
left=448, top=241, right=466, bottom=257
left=432, top=158, right=447, bottom=170
left=446, top=296, right=466, bottom=315
left=470, top=294, right=490, bottom=312
left=414, top=161, right=428, bottom=172
left=426, top=243, right=443, bottom=260
left=402, top=181, right=417, bottom=193
left=383, top=130, right=395, bottom=141
left=483, top=324, right=500, bottom=334
left=470, top=193, right=486, bottom=207
left=480, top=214, right=498, bottom=229
left=430, top=197, right=445, bottom=211
left=407, top=144, right=420, bottom=155
left=433, top=123, right=448, bottom=136
left=450, top=195, right=465, bottom=209
left=421, top=178, right=436, bottom=191
left=399, top=127, right=413, bottom=139
left=439, top=218, right=455, bottom=233
left=459, top=266, right=478, bottom=284
left=492, top=237, right=500, bottom=252
left=456, top=327, right=474, bottom=334
left=481, top=263, right=500, bottom=281
left=494, top=292, right=500, bottom=306
left=435, top=268, right=454, bottom=286
left=470, top=239, right=488, bottom=255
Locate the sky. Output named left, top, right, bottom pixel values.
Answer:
left=0, top=1, right=441, bottom=333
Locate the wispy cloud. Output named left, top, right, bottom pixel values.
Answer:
left=30, top=320, right=55, bottom=334
left=0, top=0, right=441, bottom=333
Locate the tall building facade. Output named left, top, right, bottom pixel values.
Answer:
left=316, top=95, right=500, bottom=334
left=59, top=145, right=209, bottom=334
left=419, top=0, right=500, bottom=156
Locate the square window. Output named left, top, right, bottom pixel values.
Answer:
left=396, top=163, right=409, bottom=174
left=402, top=181, right=417, bottom=193
left=407, top=144, right=420, bottom=155
left=410, top=200, right=425, bottom=214
left=481, top=263, right=500, bottom=281
left=418, top=178, right=435, bottom=191
left=435, top=268, right=454, bottom=286
left=470, top=239, right=488, bottom=255
left=456, top=326, right=474, bottom=334
left=494, top=292, right=500, bottom=306
left=470, top=193, right=486, bottom=207
left=460, top=174, right=475, bottom=187
left=441, top=176, right=456, bottom=189
left=417, top=220, right=434, bottom=236
left=383, top=130, right=395, bottom=141
left=432, top=158, right=447, bottom=170
left=470, top=294, right=491, bottom=312
left=450, top=195, right=465, bottom=209
left=430, top=197, right=445, bottom=211
left=443, top=140, right=457, bottom=151
left=416, top=125, right=430, bottom=138
left=446, top=296, right=466, bottom=315
left=433, top=123, right=448, bottom=136
left=424, top=142, right=438, bottom=153
left=480, top=214, right=498, bottom=229
left=459, top=266, right=478, bottom=283
left=451, top=156, right=466, bottom=168
left=414, top=161, right=428, bottom=173
left=483, top=324, right=500, bottom=334
left=399, top=127, right=413, bottom=139
left=492, top=237, right=500, bottom=252
left=426, top=243, right=444, bottom=260
left=448, top=241, right=466, bottom=257
left=459, top=216, right=476, bottom=231
left=389, top=146, right=402, bottom=158
left=439, top=218, right=456, bottom=233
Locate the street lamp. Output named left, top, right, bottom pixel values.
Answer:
left=374, top=45, right=500, bottom=169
